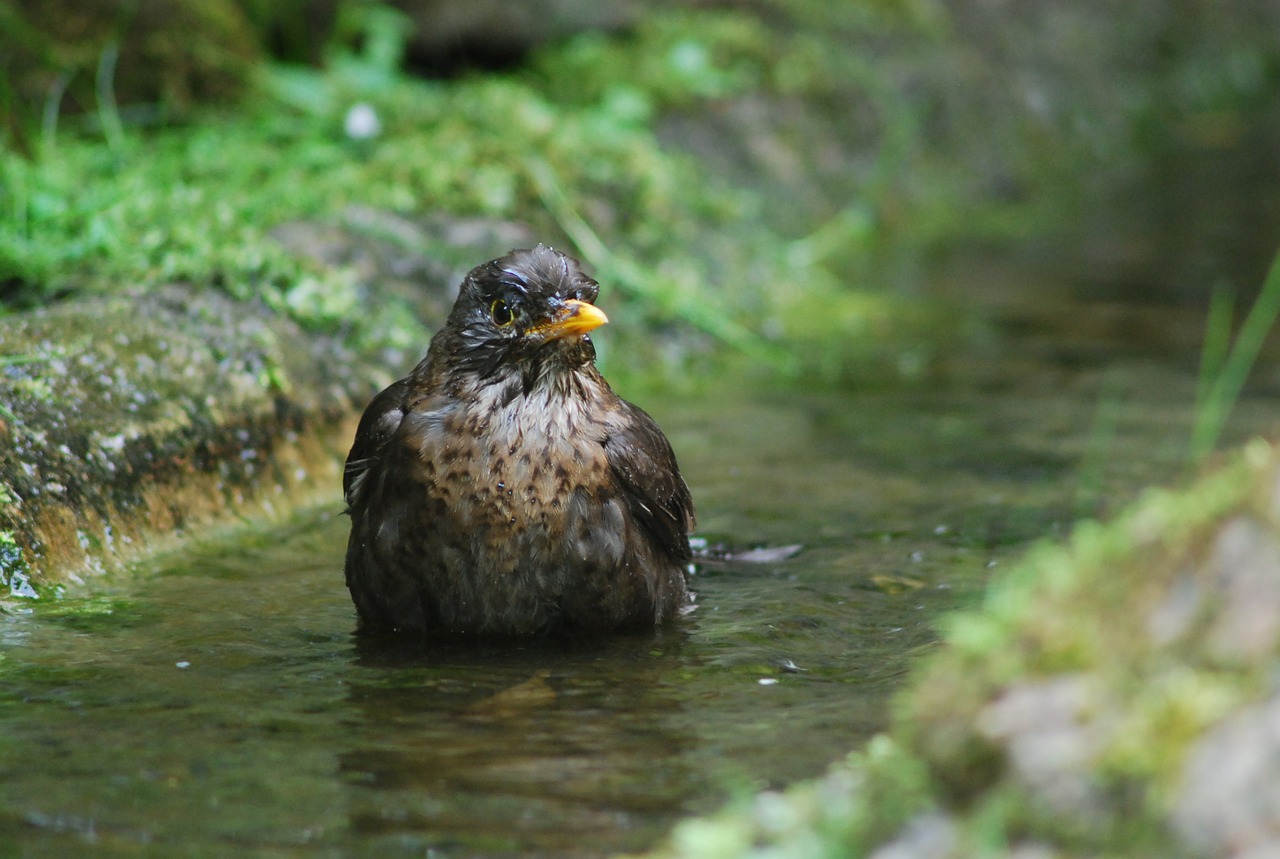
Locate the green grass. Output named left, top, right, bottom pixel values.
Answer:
left=0, top=8, right=828, bottom=370
left=1191, top=249, right=1280, bottom=462
left=0, top=4, right=980, bottom=384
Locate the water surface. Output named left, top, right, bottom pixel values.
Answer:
left=2, top=276, right=1275, bottom=857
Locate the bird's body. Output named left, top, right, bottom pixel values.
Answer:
left=343, top=246, right=694, bottom=635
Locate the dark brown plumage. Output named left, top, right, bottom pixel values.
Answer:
left=343, top=245, right=695, bottom=635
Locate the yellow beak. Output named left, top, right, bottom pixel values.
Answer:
left=530, top=299, right=609, bottom=341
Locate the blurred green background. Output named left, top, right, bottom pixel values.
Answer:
left=2, top=0, right=1278, bottom=382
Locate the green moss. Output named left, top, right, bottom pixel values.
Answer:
left=31, top=595, right=150, bottom=633
left=0, top=5, right=966, bottom=381
left=0, top=0, right=260, bottom=155
left=531, top=10, right=774, bottom=110
left=1, top=10, right=783, bottom=348
left=658, top=736, right=934, bottom=859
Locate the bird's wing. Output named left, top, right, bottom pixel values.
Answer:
left=603, top=401, right=695, bottom=561
left=343, top=378, right=411, bottom=512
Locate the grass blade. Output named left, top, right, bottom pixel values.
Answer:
left=1191, top=249, right=1280, bottom=462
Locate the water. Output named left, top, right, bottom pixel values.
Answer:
left=1, top=272, right=1276, bottom=857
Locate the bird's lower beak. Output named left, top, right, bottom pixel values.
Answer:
left=531, top=299, right=609, bottom=341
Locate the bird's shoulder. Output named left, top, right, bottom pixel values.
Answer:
left=600, top=397, right=695, bottom=560
left=343, top=376, right=452, bottom=511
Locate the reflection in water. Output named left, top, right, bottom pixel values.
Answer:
left=0, top=480, right=949, bottom=856
left=341, top=635, right=699, bottom=856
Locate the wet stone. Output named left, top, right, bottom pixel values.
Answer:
left=1204, top=517, right=1280, bottom=662
left=867, top=813, right=957, bottom=859
left=0, top=285, right=394, bottom=591
left=1173, top=692, right=1280, bottom=856
left=974, top=675, right=1113, bottom=819
left=1145, top=567, right=1205, bottom=647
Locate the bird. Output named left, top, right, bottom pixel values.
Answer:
left=342, top=245, right=695, bottom=636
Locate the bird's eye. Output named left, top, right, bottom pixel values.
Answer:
left=490, top=299, right=514, bottom=327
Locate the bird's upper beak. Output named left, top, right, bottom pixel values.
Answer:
left=529, top=299, right=609, bottom=341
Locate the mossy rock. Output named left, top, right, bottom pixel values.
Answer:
left=647, top=438, right=1280, bottom=858
left=0, top=284, right=392, bottom=600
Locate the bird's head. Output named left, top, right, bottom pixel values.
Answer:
left=435, top=245, right=609, bottom=389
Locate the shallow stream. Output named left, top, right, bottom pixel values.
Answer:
left=2, top=271, right=1277, bottom=857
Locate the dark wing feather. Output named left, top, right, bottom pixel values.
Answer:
left=603, top=400, right=695, bottom=561
left=343, top=378, right=411, bottom=512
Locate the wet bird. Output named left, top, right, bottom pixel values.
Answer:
left=343, top=245, right=695, bottom=635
